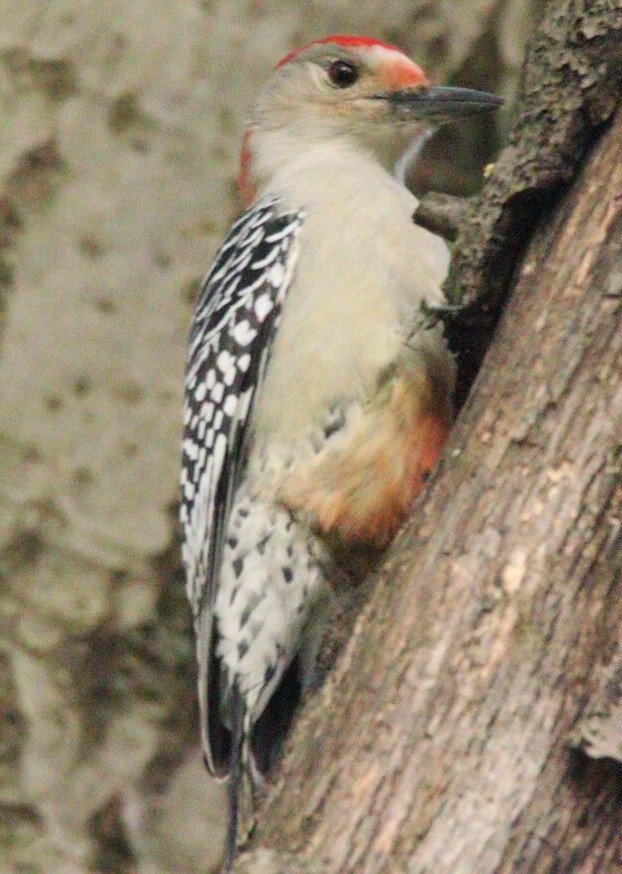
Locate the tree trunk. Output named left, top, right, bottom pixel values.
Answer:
left=234, top=13, right=622, bottom=874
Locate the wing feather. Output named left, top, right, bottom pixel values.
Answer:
left=180, top=195, right=304, bottom=772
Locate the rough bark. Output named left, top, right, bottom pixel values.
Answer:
left=439, top=0, right=622, bottom=403
left=233, top=5, right=622, bottom=873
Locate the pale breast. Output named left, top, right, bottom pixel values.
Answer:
left=251, top=151, right=450, bottom=446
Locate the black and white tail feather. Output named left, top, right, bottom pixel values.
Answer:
left=222, top=683, right=245, bottom=872
left=180, top=195, right=305, bottom=868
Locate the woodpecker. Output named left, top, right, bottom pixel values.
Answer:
left=180, top=34, right=501, bottom=870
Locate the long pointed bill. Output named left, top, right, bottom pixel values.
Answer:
left=382, top=85, right=503, bottom=122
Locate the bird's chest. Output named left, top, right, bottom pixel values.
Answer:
left=251, top=203, right=428, bottom=443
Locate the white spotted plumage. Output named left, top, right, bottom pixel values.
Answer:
left=180, top=195, right=304, bottom=627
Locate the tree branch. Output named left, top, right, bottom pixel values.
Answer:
left=441, top=0, right=622, bottom=403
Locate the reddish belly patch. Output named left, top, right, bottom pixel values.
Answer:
left=278, top=368, right=451, bottom=548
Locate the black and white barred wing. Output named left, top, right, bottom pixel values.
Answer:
left=180, top=195, right=304, bottom=622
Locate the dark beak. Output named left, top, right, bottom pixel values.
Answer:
left=380, top=85, right=503, bottom=122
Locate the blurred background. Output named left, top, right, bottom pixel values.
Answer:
left=0, top=2, right=546, bottom=872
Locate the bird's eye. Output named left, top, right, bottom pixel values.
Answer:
left=327, top=60, right=359, bottom=88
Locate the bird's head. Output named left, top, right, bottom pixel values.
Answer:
left=239, top=35, right=502, bottom=204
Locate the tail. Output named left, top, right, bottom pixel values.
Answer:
left=222, top=682, right=251, bottom=872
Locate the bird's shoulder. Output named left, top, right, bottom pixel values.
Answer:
left=189, top=194, right=305, bottom=349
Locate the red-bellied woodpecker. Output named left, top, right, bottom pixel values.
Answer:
left=180, top=34, right=501, bottom=870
